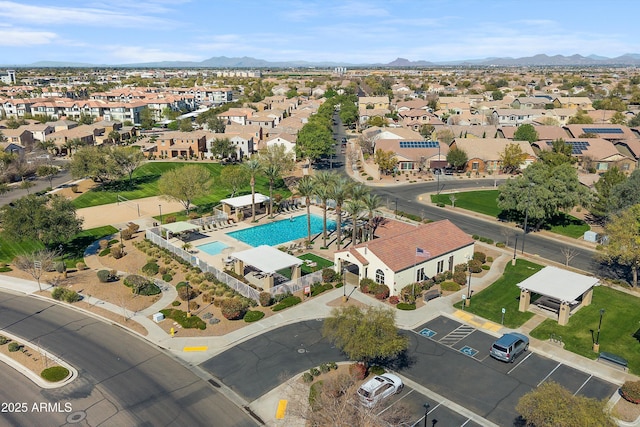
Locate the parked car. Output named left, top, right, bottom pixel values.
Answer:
left=490, top=332, right=529, bottom=363
left=357, top=373, right=404, bottom=407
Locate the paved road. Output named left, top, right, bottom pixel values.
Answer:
left=1, top=167, right=73, bottom=206
left=369, top=181, right=601, bottom=274
left=0, top=290, right=257, bottom=427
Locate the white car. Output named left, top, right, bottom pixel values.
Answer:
left=357, top=373, right=404, bottom=408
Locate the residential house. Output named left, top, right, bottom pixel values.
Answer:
left=533, top=138, right=636, bottom=173
left=553, top=97, right=594, bottom=110
left=2, top=127, right=35, bottom=148
left=491, top=109, right=544, bottom=126
left=563, top=124, right=636, bottom=141
left=333, top=219, right=475, bottom=296
left=25, top=123, right=55, bottom=142
left=358, top=96, right=390, bottom=111
left=265, top=134, right=297, bottom=160
left=218, top=108, right=255, bottom=126
left=499, top=125, right=570, bottom=142
left=374, top=139, right=448, bottom=172
left=154, top=131, right=208, bottom=159
left=510, top=97, right=550, bottom=109
left=46, top=126, right=96, bottom=154
left=450, top=138, right=537, bottom=173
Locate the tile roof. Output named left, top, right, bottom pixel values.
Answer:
left=354, top=219, right=474, bottom=272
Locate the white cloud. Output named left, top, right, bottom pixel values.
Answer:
left=0, top=1, right=171, bottom=28
left=0, top=28, right=57, bottom=46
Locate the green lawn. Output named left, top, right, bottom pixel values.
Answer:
left=71, top=162, right=290, bottom=214
left=298, top=253, right=334, bottom=274
left=431, top=190, right=502, bottom=217
left=453, top=259, right=543, bottom=328
left=431, top=190, right=589, bottom=239
left=531, top=286, right=640, bottom=375
left=0, top=225, right=117, bottom=265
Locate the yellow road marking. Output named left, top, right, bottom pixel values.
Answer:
left=276, top=400, right=287, bottom=419
left=183, top=346, right=208, bottom=352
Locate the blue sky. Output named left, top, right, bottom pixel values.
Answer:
left=0, top=0, right=637, bottom=65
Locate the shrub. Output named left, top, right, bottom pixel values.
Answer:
left=320, top=363, right=331, bottom=373
left=367, top=176, right=373, bottom=180
left=487, top=256, right=494, bottom=263
left=473, top=251, right=487, bottom=264
left=309, top=367, right=320, bottom=377
left=162, top=273, right=173, bottom=282
left=360, top=278, right=376, bottom=294
left=97, top=270, right=111, bottom=283
left=244, top=310, right=265, bottom=322
left=621, top=380, right=640, bottom=404
left=8, top=342, right=23, bottom=352
left=454, top=263, right=468, bottom=272
left=259, top=292, right=273, bottom=307
left=272, top=296, right=302, bottom=311
left=121, top=228, right=133, bottom=240
left=124, top=274, right=148, bottom=288
left=188, top=301, right=199, bottom=311
left=111, top=245, right=124, bottom=259
left=99, top=248, right=110, bottom=257
left=479, top=236, right=494, bottom=244
left=41, top=366, right=69, bottom=382
left=397, top=303, right=416, bottom=310
left=437, top=202, right=445, bottom=207
left=468, top=259, right=483, bottom=273
left=370, top=366, right=385, bottom=375
left=349, top=363, right=367, bottom=380
left=453, top=271, right=467, bottom=286
left=177, top=285, right=198, bottom=301
left=388, top=296, right=399, bottom=305
left=440, top=281, right=461, bottom=292
left=99, top=239, right=109, bottom=249
left=0, top=336, right=8, bottom=345
left=51, top=287, right=65, bottom=300
left=159, top=309, right=206, bottom=330
left=127, top=223, right=140, bottom=233
left=55, top=261, right=66, bottom=273
left=303, top=372, right=314, bottom=383
left=496, top=242, right=506, bottom=248
left=472, top=234, right=480, bottom=240
left=221, top=298, right=246, bottom=320
left=142, top=262, right=160, bottom=275
left=311, top=283, right=333, bottom=297
left=322, top=268, right=337, bottom=283
left=201, top=291, right=214, bottom=303
left=63, top=290, right=81, bottom=302
left=172, top=300, right=181, bottom=307
left=124, top=275, right=160, bottom=296
left=482, top=265, right=490, bottom=270
left=165, top=215, right=177, bottom=223
left=374, top=284, right=390, bottom=300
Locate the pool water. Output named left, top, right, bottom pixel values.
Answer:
left=196, top=241, right=230, bottom=256
left=227, top=214, right=337, bottom=247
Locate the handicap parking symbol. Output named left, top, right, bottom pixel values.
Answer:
left=460, top=346, right=478, bottom=357
left=419, top=328, right=437, bottom=338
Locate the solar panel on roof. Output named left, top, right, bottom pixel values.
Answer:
left=582, top=128, right=624, bottom=134
left=398, top=141, right=439, bottom=149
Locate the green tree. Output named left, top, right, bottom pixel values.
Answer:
left=157, top=165, right=211, bottom=214
left=447, top=147, right=468, bottom=171
left=338, top=98, right=358, bottom=125
left=491, top=90, right=504, bottom=100
left=77, top=113, right=94, bottom=125
left=312, top=171, right=338, bottom=248
left=258, top=145, right=295, bottom=217
left=19, top=178, right=35, bottom=195
left=111, top=146, right=145, bottom=185
left=599, top=204, right=640, bottom=287
left=70, top=146, right=115, bottom=183
left=295, top=177, right=315, bottom=243
left=367, top=116, right=386, bottom=127
left=610, top=111, right=627, bottom=125
left=210, top=138, right=236, bottom=160
left=609, top=169, right=640, bottom=215
left=139, top=107, right=155, bottom=130
left=419, top=124, right=435, bottom=139
left=591, top=167, right=627, bottom=222
left=36, top=164, right=59, bottom=188
left=516, top=381, right=614, bottom=427
left=178, top=119, right=193, bottom=132
left=1, top=194, right=83, bottom=246
left=108, top=130, right=121, bottom=144
left=219, top=165, right=249, bottom=197
left=629, top=113, right=640, bottom=127
left=499, top=143, right=528, bottom=174
left=513, top=124, right=539, bottom=143
left=498, top=162, right=591, bottom=230
left=296, top=121, right=333, bottom=164
left=323, top=306, right=408, bottom=366
left=243, top=158, right=262, bottom=222
left=539, top=138, right=576, bottom=167
left=328, top=176, right=352, bottom=250
left=207, top=116, right=226, bottom=133
left=373, top=150, right=398, bottom=175
left=436, top=129, right=454, bottom=145
left=567, top=108, right=594, bottom=124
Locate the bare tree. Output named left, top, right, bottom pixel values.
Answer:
left=561, top=246, right=578, bottom=266
left=449, top=194, right=457, bottom=208
left=14, top=249, right=57, bottom=291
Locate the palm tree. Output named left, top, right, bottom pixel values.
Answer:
left=296, top=177, right=315, bottom=244
left=312, top=171, right=338, bottom=248
left=328, top=176, right=352, bottom=250
left=343, top=199, right=365, bottom=244
left=258, top=145, right=294, bottom=218
left=243, top=158, right=261, bottom=222
left=350, top=183, right=369, bottom=203
left=362, top=193, right=382, bottom=241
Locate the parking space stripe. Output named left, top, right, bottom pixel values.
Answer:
left=461, top=419, right=472, bottom=426
left=507, top=352, right=533, bottom=375
left=538, top=362, right=562, bottom=387
left=574, top=375, right=593, bottom=396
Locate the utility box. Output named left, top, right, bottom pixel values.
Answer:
left=584, top=231, right=598, bottom=243
left=153, top=312, right=164, bottom=323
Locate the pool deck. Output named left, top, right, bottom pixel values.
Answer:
left=170, top=206, right=340, bottom=271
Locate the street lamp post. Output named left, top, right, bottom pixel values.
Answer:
left=594, top=308, right=605, bottom=352
left=158, top=204, right=163, bottom=225
left=186, top=281, right=192, bottom=318
left=521, top=183, right=535, bottom=255
left=436, top=141, right=441, bottom=195
left=394, top=198, right=398, bottom=217
left=423, top=403, right=430, bottom=427
left=466, top=262, right=472, bottom=307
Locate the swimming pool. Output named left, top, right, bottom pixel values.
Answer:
left=227, top=214, right=337, bottom=247
left=196, top=241, right=230, bottom=256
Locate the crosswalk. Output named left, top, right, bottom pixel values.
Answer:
left=439, top=325, right=475, bottom=346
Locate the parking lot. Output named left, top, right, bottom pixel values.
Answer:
left=405, top=316, right=618, bottom=426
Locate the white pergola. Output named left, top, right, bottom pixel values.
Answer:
left=230, top=245, right=303, bottom=290
left=220, top=193, right=270, bottom=218
left=517, top=266, right=600, bottom=325
left=161, top=221, right=200, bottom=235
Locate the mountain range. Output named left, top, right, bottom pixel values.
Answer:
left=7, top=53, right=640, bottom=68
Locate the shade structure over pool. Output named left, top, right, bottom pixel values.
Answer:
left=517, top=266, right=599, bottom=303
left=220, top=193, right=270, bottom=208
left=160, top=221, right=200, bottom=234
left=231, top=245, right=302, bottom=274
